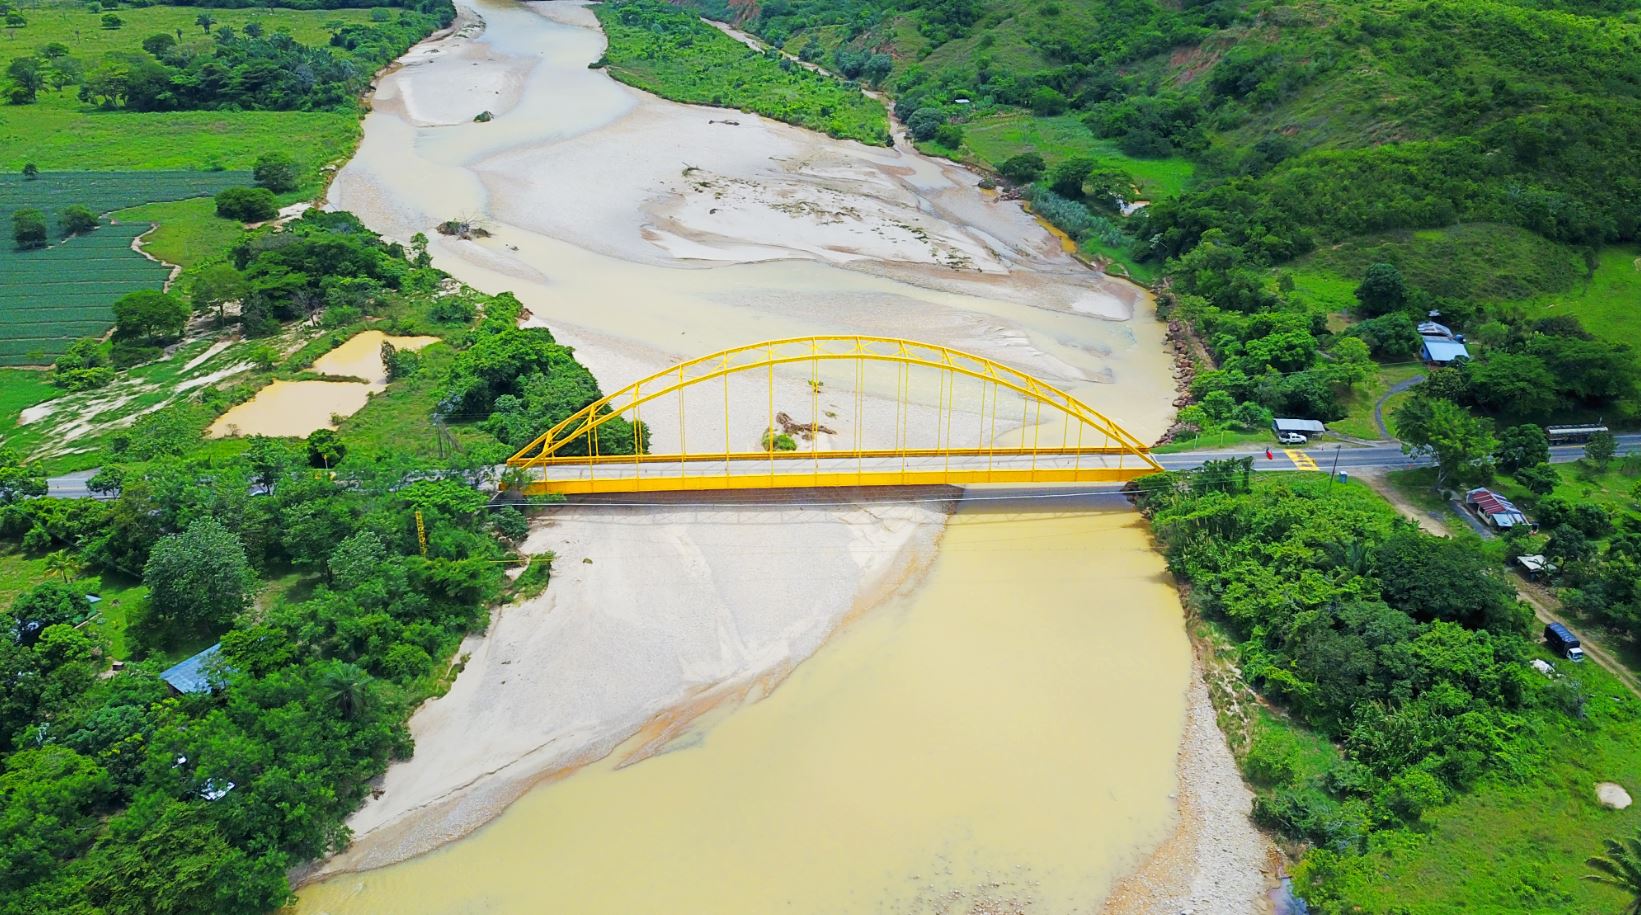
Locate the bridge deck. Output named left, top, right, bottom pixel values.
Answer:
left=518, top=450, right=1159, bottom=494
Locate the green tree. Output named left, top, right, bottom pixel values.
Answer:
left=998, top=152, right=1045, bottom=184
left=905, top=108, right=945, bottom=141
left=1027, top=85, right=1067, bottom=115
left=1375, top=529, right=1524, bottom=631
left=112, top=289, right=189, bottom=344
left=0, top=747, right=113, bottom=890
left=1354, top=262, right=1409, bottom=316
left=21, top=162, right=38, bottom=178
left=1467, top=353, right=1559, bottom=420
left=214, top=186, right=278, bottom=222
left=1586, top=429, right=1618, bottom=470
left=100, top=13, right=121, bottom=29
left=307, top=429, right=345, bottom=468
left=1394, top=396, right=1497, bottom=490
left=318, top=662, right=373, bottom=721
left=1047, top=156, right=1097, bottom=199
left=1515, top=462, right=1557, bottom=495
left=141, top=32, right=177, bottom=57
left=136, top=517, right=255, bottom=645
left=6, top=55, right=45, bottom=103
left=61, top=203, right=99, bottom=236
left=188, top=262, right=247, bottom=323
left=193, top=12, right=215, bottom=32
left=1586, top=831, right=1641, bottom=915
left=1494, top=423, right=1548, bottom=473
left=0, top=446, right=46, bottom=504
left=12, top=207, right=47, bottom=249
left=252, top=151, right=299, bottom=193
left=43, top=549, right=78, bottom=584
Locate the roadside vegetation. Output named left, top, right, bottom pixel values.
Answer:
left=591, top=0, right=891, bottom=147
left=1139, top=465, right=1641, bottom=912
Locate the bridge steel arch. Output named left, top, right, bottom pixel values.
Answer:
left=504, top=335, right=1162, bottom=494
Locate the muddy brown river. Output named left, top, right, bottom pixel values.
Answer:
left=291, top=0, right=1267, bottom=909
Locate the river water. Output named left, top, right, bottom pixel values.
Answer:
left=295, top=504, right=1191, bottom=914
left=291, top=0, right=1221, bottom=909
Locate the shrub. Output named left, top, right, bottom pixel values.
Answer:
left=214, top=186, right=278, bottom=222
left=252, top=152, right=298, bottom=193
left=61, top=204, right=99, bottom=236
left=1514, top=462, right=1557, bottom=496
left=1027, top=85, right=1067, bottom=115
left=12, top=207, right=47, bottom=249
left=999, top=152, right=1046, bottom=184
left=906, top=107, right=945, bottom=141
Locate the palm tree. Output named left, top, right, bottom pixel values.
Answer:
left=319, top=664, right=372, bottom=722
left=1586, top=831, right=1641, bottom=914
left=43, top=549, right=77, bottom=585
left=194, top=13, right=215, bottom=33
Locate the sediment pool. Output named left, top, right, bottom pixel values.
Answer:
left=295, top=503, right=1192, bottom=914
left=208, top=332, right=439, bottom=438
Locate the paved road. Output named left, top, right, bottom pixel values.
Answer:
left=46, top=470, right=102, bottom=500
left=42, top=435, right=1641, bottom=498
left=1373, top=373, right=1426, bottom=440
left=1156, top=434, right=1641, bottom=477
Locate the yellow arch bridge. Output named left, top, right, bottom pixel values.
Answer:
left=504, top=336, right=1161, bottom=495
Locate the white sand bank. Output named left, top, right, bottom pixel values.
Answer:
left=315, top=497, right=945, bottom=874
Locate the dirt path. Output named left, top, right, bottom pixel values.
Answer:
left=1358, top=471, right=1641, bottom=699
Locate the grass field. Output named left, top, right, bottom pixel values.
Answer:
left=0, top=3, right=371, bottom=182
left=0, top=170, right=249, bottom=237
left=1296, top=223, right=1583, bottom=306
left=116, top=196, right=247, bottom=271
left=1524, top=246, right=1641, bottom=357
left=1, top=171, right=250, bottom=364
left=0, top=368, right=58, bottom=441
left=1308, top=652, right=1641, bottom=912
left=1331, top=362, right=1426, bottom=440
left=945, top=112, right=1196, bottom=199
left=0, top=2, right=378, bottom=57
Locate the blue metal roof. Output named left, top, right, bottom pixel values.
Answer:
left=160, top=643, right=226, bottom=694
left=1421, top=338, right=1471, bottom=363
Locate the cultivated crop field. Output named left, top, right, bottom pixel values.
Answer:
left=0, top=170, right=249, bottom=235
left=1, top=170, right=250, bottom=364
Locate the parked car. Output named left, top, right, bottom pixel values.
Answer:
left=1544, top=622, right=1586, bottom=662
left=1276, top=432, right=1308, bottom=445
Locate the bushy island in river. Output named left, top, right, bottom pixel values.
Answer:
left=0, top=210, right=644, bottom=913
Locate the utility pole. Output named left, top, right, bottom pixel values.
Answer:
left=1327, top=444, right=1343, bottom=492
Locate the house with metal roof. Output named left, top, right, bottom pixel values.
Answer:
left=1421, top=337, right=1471, bottom=364
left=1272, top=418, right=1327, bottom=436
left=1465, top=488, right=1528, bottom=529
left=159, top=643, right=228, bottom=694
